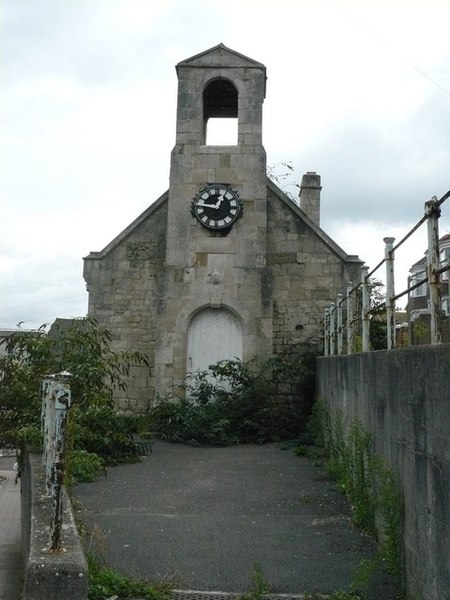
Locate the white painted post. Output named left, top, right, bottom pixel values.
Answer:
left=337, top=294, right=343, bottom=355
left=361, top=267, right=370, bottom=352
left=41, top=371, right=72, bottom=551
left=346, top=281, right=353, bottom=354
left=425, top=197, right=443, bottom=343
left=384, top=237, right=396, bottom=349
left=41, top=376, right=56, bottom=496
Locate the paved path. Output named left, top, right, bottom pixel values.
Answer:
left=0, top=455, right=23, bottom=600
left=75, top=441, right=398, bottom=598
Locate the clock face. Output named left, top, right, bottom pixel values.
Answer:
left=191, top=184, right=243, bottom=231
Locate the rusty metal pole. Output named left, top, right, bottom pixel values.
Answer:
left=324, top=308, right=330, bottom=356
left=346, top=281, right=353, bottom=354
left=337, top=294, right=343, bottom=355
left=330, top=304, right=336, bottom=356
left=41, top=378, right=56, bottom=495
left=384, top=237, right=396, bottom=349
left=43, top=371, right=72, bottom=552
left=425, top=197, right=443, bottom=344
left=361, top=266, right=370, bottom=352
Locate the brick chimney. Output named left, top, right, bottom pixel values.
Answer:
left=299, top=171, right=321, bottom=226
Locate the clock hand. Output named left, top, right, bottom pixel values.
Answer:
left=197, top=196, right=224, bottom=209
left=215, top=192, right=226, bottom=208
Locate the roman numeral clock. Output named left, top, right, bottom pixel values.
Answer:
left=191, top=184, right=243, bottom=232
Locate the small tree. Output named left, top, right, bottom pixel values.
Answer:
left=368, top=278, right=387, bottom=350
left=352, top=278, right=387, bottom=351
left=0, top=318, right=148, bottom=452
left=267, top=161, right=299, bottom=202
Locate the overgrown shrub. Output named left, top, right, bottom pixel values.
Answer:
left=69, top=450, right=105, bottom=483
left=0, top=318, right=149, bottom=475
left=70, top=405, right=141, bottom=465
left=150, top=350, right=317, bottom=445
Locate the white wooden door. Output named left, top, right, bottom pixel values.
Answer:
left=186, top=309, right=242, bottom=377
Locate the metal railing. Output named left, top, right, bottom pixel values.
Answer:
left=324, top=191, right=450, bottom=355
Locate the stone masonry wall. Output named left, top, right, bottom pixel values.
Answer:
left=84, top=201, right=167, bottom=411
left=267, top=187, right=360, bottom=355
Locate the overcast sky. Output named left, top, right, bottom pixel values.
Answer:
left=1, top=0, right=449, bottom=330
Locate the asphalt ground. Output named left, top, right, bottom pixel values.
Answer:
left=75, top=441, right=398, bottom=598
left=0, top=454, right=23, bottom=600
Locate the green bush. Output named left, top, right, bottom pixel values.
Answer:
left=70, top=405, right=140, bottom=465
left=15, top=424, right=43, bottom=449
left=150, top=351, right=317, bottom=446
left=69, top=450, right=105, bottom=483
left=0, top=318, right=148, bottom=456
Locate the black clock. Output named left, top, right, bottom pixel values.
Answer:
left=191, top=184, right=243, bottom=231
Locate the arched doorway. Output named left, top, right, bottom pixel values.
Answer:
left=186, top=308, right=242, bottom=378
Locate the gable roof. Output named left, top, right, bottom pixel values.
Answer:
left=410, top=256, right=427, bottom=271
left=85, top=181, right=361, bottom=266
left=47, top=318, right=87, bottom=339
left=84, top=190, right=168, bottom=260
left=176, top=43, right=265, bottom=72
left=266, top=178, right=362, bottom=265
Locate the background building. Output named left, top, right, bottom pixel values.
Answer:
left=407, top=233, right=450, bottom=344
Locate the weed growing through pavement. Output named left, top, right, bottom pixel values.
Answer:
left=239, top=565, right=272, bottom=600
left=301, top=400, right=405, bottom=598
left=83, top=523, right=172, bottom=600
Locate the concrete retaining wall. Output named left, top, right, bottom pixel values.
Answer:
left=21, top=450, right=88, bottom=600
left=317, top=344, right=450, bottom=600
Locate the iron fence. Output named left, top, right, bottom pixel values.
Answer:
left=324, top=191, right=450, bottom=355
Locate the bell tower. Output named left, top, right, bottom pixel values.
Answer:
left=166, top=43, right=267, bottom=268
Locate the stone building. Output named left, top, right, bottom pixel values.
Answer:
left=83, top=44, right=362, bottom=411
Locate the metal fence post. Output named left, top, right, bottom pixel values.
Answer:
left=337, top=294, right=343, bottom=355
left=384, top=237, right=396, bottom=349
left=41, top=371, right=72, bottom=551
left=425, top=197, right=443, bottom=343
left=324, top=308, right=330, bottom=356
left=346, top=281, right=353, bottom=354
left=41, top=378, right=55, bottom=481
left=330, top=304, right=336, bottom=355
left=361, top=266, right=370, bottom=352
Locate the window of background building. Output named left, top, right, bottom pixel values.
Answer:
left=410, top=271, right=427, bottom=297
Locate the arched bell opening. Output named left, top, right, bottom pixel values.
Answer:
left=203, top=78, right=238, bottom=145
